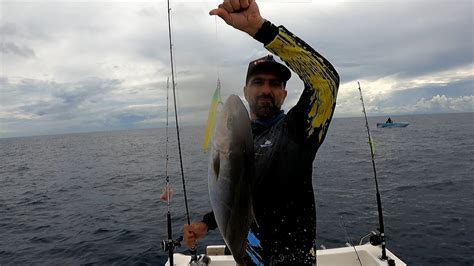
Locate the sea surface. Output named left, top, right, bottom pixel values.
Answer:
left=0, top=112, right=473, bottom=265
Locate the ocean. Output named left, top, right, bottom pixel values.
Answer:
left=0, top=112, right=473, bottom=265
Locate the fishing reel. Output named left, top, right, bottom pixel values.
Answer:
left=370, top=231, right=383, bottom=246
left=162, top=236, right=182, bottom=252
left=189, top=254, right=211, bottom=266
left=187, top=246, right=211, bottom=266
left=359, top=230, right=383, bottom=246
left=359, top=230, right=396, bottom=266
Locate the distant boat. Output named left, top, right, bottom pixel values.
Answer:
left=377, top=122, right=409, bottom=128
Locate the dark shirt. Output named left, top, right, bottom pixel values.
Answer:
left=203, top=21, right=340, bottom=265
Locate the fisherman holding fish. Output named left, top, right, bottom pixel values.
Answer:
left=183, top=0, right=339, bottom=264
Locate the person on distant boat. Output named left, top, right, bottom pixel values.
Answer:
left=386, top=117, right=393, bottom=123
left=182, top=0, right=339, bottom=264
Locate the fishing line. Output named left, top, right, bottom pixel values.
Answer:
left=166, top=1, right=206, bottom=263
left=214, top=16, right=221, bottom=80
left=201, top=15, right=223, bottom=152
left=339, top=216, right=362, bottom=266
left=213, top=15, right=223, bottom=103
left=169, top=6, right=184, bottom=130
left=162, top=1, right=196, bottom=263
left=165, top=77, right=171, bottom=207
left=162, top=76, right=176, bottom=265
left=213, top=15, right=224, bottom=110
left=214, top=16, right=223, bottom=107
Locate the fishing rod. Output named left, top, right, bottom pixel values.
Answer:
left=161, top=0, right=197, bottom=263
left=357, top=82, right=393, bottom=263
left=161, top=77, right=179, bottom=265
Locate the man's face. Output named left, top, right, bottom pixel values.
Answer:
left=244, top=72, right=287, bottom=120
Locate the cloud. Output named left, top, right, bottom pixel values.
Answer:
left=1, top=0, right=473, bottom=138
left=415, top=95, right=473, bottom=113
left=0, top=23, right=20, bottom=36
left=333, top=63, right=473, bottom=117
left=0, top=75, right=174, bottom=137
left=308, top=1, right=474, bottom=82
left=0, top=42, right=36, bottom=58
left=383, top=95, right=474, bottom=114
left=1, top=78, right=119, bottom=118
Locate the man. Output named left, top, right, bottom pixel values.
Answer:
left=183, top=0, right=339, bottom=264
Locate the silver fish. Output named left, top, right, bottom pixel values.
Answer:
left=208, top=94, right=255, bottom=264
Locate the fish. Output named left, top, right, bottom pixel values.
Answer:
left=208, top=94, right=255, bottom=264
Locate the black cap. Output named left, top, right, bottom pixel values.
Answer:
left=246, top=55, right=291, bottom=84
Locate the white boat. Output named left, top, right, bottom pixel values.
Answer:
left=166, top=243, right=406, bottom=265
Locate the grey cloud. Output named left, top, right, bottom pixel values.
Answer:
left=334, top=76, right=474, bottom=118
left=377, top=78, right=474, bottom=107
left=337, top=62, right=364, bottom=68
left=113, top=113, right=150, bottom=128
left=175, top=104, right=209, bottom=116
left=19, top=100, right=73, bottom=119
left=379, top=94, right=474, bottom=115
left=52, top=78, right=121, bottom=105
left=0, top=21, right=50, bottom=41
left=414, top=95, right=474, bottom=113
left=1, top=75, right=172, bottom=137
left=0, top=42, right=36, bottom=58
left=0, top=77, right=8, bottom=86
left=2, top=0, right=473, bottom=138
left=9, top=78, right=122, bottom=120
left=99, top=101, right=169, bottom=130
left=302, top=1, right=474, bottom=81
left=137, top=6, right=159, bottom=18
left=0, top=23, right=19, bottom=36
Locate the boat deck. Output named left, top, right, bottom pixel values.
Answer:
left=167, top=244, right=407, bottom=265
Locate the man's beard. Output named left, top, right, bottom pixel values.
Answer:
left=249, top=95, right=281, bottom=120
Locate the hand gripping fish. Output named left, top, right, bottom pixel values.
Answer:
left=208, top=95, right=256, bottom=264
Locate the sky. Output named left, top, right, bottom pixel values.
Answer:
left=0, top=0, right=473, bottom=138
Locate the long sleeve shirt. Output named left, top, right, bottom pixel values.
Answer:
left=204, top=21, right=339, bottom=265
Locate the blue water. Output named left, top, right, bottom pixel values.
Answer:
left=0, top=113, right=473, bottom=265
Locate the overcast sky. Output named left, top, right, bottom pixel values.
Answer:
left=1, top=0, right=473, bottom=138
